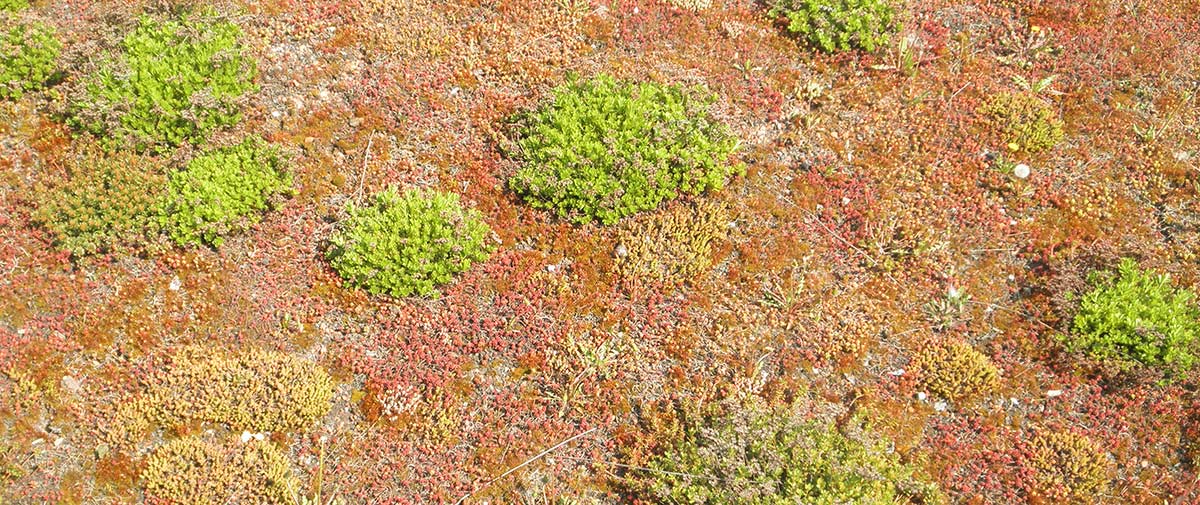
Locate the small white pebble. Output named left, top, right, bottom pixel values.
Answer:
left=60, top=375, right=82, bottom=394
left=169, top=276, right=182, bottom=291
left=933, top=401, right=948, bottom=411
left=1013, top=163, right=1031, bottom=179
left=614, top=244, right=628, bottom=258
left=546, top=264, right=557, bottom=273
left=240, top=431, right=253, bottom=443
left=271, top=110, right=282, bottom=119
left=917, top=392, right=927, bottom=401
left=1046, top=389, right=1063, bottom=398
left=888, top=368, right=905, bottom=376
left=1010, top=397, right=1020, bottom=407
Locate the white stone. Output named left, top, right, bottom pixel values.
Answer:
left=888, top=369, right=905, bottom=376
left=933, top=401, right=948, bottom=411
left=916, top=392, right=927, bottom=401
left=1013, top=163, right=1031, bottom=179
left=1046, top=389, right=1063, bottom=398
left=241, top=431, right=253, bottom=443
left=169, top=276, right=182, bottom=291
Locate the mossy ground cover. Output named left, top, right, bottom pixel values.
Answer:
left=2, top=0, right=1199, bottom=503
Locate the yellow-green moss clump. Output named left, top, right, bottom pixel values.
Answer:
left=1027, top=431, right=1110, bottom=502
left=980, top=91, right=1064, bottom=153
left=141, top=436, right=298, bottom=505
left=614, top=199, right=728, bottom=284
left=109, top=346, right=333, bottom=446
left=152, top=346, right=333, bottom=432
left=913, top=339, right=1000, bottom=403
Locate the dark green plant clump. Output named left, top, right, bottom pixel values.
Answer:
left=159, top=137, right=292, bottom=247
left=1, top=19, right=60, bottom=100
left=768, top=0, right=899, bottom=53
left=644, top=405, right=942, bottom=504
left=33, top=150, right=166, bottom=257
left=1065, top=258, right=1200, bottom=377
left=327, top=188, right=494, bottom=298
left=70, top=10, right=257, bottom=151
left=509, top=74, right=743, bottom=225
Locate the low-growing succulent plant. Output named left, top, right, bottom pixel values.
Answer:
left=33, top=148, right=166, bottom=257
left=69, top=8, right=257, bottom=151
left=980, top=91, right=1064, bottom=153
left=158, top=137, right=293, bottom=247
left=912, top=338, right=1000, bottom=403
left=0, top=0, right=29, bottom=11
left=326, top=188, right=495, bottom=298
left=141, top=436, right=298, bottom=505
left=0, top=19, right=60, bottom=100
left=643, top=403, right=943, bottom=504
left=1063, top=258, right=1200, bottom=378
left=613, top=199, right=729, bottom=284
left=768, top=0, right=900, bottom=53
left=105, top=346, right=334, bottom=446
left=1026, top=430, right=1110, bottom=502
left=508, top=74, right=743, bottom=225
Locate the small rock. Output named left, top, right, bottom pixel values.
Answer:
left=95, top=444, right=109, bottom=460
left=1010, top=397, right=1019, bottom=407
left=1013, top=163, right=1031, bottom=179
left=1046, top=389, right=1063, bottom=398
left=614, top=244, right=628, bottom=258
left=241, top=431, right=253, bottom=443
left=916, top=392, right=927, bottom=401
left=169, top=276, right=182, bottom=291
left=888, top=368, right=905, bottom=376
left=546, top=264, right=557, bottom=273
left=349, top=117, right=364, bottom=128
left=933, top=401, right=948, bottom=412
left=60, top=375, right=82, bottom=394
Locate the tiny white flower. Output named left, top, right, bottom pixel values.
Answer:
left=947, top=286, right=961, bottom=299
left=1013, top=163, right=1031, bottom=179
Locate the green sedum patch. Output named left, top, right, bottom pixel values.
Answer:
left=33, top=149, right=166, bottom=257
left=327, top=188, right=494, bottom=298
left=70, top=9, right=257, bottom=151
left=508, top=74, right=743, bottom=225
left=159, top=137, right=293, bottom=247
left=768, top=0, right=899, bottom=53
left=1065, top=258, right=1200, bottom=377
left=645, top=405, right=942, bottom=504
left=0, top=0, right=28, bottom=11
left=1, top=19, right=60, bottom=100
